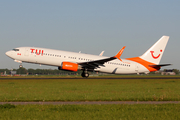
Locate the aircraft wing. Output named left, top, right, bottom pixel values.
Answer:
left=78, top=46, right=126, bottom=70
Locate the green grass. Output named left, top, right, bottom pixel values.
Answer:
left=0, top=78, right=180, bottom=101
left=0, top=104, right=180, bottom=120
left=1, top=74, right=180, bottom=78
left=0, top=77, right=180, bottom=119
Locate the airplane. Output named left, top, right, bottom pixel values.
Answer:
left=5, top=36, right=170, bottom=78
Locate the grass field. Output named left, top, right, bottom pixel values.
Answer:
left=1, top=74, right=180, bottom=78
left=0, top=104, right=180, bottom=120
left=0, top=77, right=180, bottom=119
left=0, top=77, right=180, bottom=101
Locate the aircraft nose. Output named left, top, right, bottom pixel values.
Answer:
left=5, top=51, right=12, bottom=57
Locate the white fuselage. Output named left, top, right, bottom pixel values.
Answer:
left=6, top=47, right=149, bottom=74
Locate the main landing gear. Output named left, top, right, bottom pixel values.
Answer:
left=81, top=69, right=89, bottom=78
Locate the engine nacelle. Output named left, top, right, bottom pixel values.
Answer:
left=59, top=62, right=78, bottom=72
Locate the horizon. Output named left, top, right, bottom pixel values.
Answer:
left=1, top=1, right=179, bottom=70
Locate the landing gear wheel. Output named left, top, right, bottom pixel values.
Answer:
left=81, top=72, right=89, bottom=78
left=84, top=73, right=89, bottom=78
left=19, top=65, right=23, bottom=68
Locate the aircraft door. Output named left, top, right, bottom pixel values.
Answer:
left=25, top=48, right=29, bottom=62
left=24, top=48, right=29, bottom=56
left=135, top=63, right=139, bottom=74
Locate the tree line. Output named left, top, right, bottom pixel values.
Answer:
left=0, top=68, right=81, bottom=75
left=0, top=68, right=179, bottom=75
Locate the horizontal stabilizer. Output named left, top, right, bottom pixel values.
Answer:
left=149, top=64, right=171, bottom=70
left=149, top=64, right=171, bottom=67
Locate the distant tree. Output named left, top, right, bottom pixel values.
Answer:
left=17, top=67, right=27, bottom=74
left=173, top=69, right=179, bottom=75
left=149, top=71, right=156, bottom=74
left=0, top=69, right=11, bottom=74
left=0, top=68, right=82, bottom=75
left=27, top=68, right=34, bottom=75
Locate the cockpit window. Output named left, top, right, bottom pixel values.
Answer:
left=12, top=49, right=19, bottom=51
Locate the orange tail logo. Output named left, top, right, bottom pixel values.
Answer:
left=150, top=50, right=162, bottom=59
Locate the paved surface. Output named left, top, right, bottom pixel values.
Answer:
left=0, top=101, right=179, bottom=105
left=0, top=77, right=180, bottom=80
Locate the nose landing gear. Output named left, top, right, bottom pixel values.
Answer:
left=19, top=63, right=23, bottom=68
left=14, top=60, right=23, bottom=68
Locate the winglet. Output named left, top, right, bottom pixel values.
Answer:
left=99, top=51, right=105, bottom=56
left=114, top=46, right=126, bottom=61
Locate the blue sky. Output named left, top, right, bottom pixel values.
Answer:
left=0, top=0, right=180, bottom=69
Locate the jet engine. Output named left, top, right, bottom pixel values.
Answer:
left=59, top=62, right=78, bottom=71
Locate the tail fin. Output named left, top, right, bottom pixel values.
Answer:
left=140, top=36, right=169, bottom=64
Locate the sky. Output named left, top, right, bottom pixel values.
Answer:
left=0, top=0, right=180, bottom=70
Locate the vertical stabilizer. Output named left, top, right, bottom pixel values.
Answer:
left=140, top=36, right=169, bottom=64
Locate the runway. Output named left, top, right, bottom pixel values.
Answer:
left=0, top=101, right=179, bottom=105
left=0, top=77, right=180, bottom=79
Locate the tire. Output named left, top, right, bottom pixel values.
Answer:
left=81, top=72, right=89, bottom=78
left=19, top=65, right=23, bottom=68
